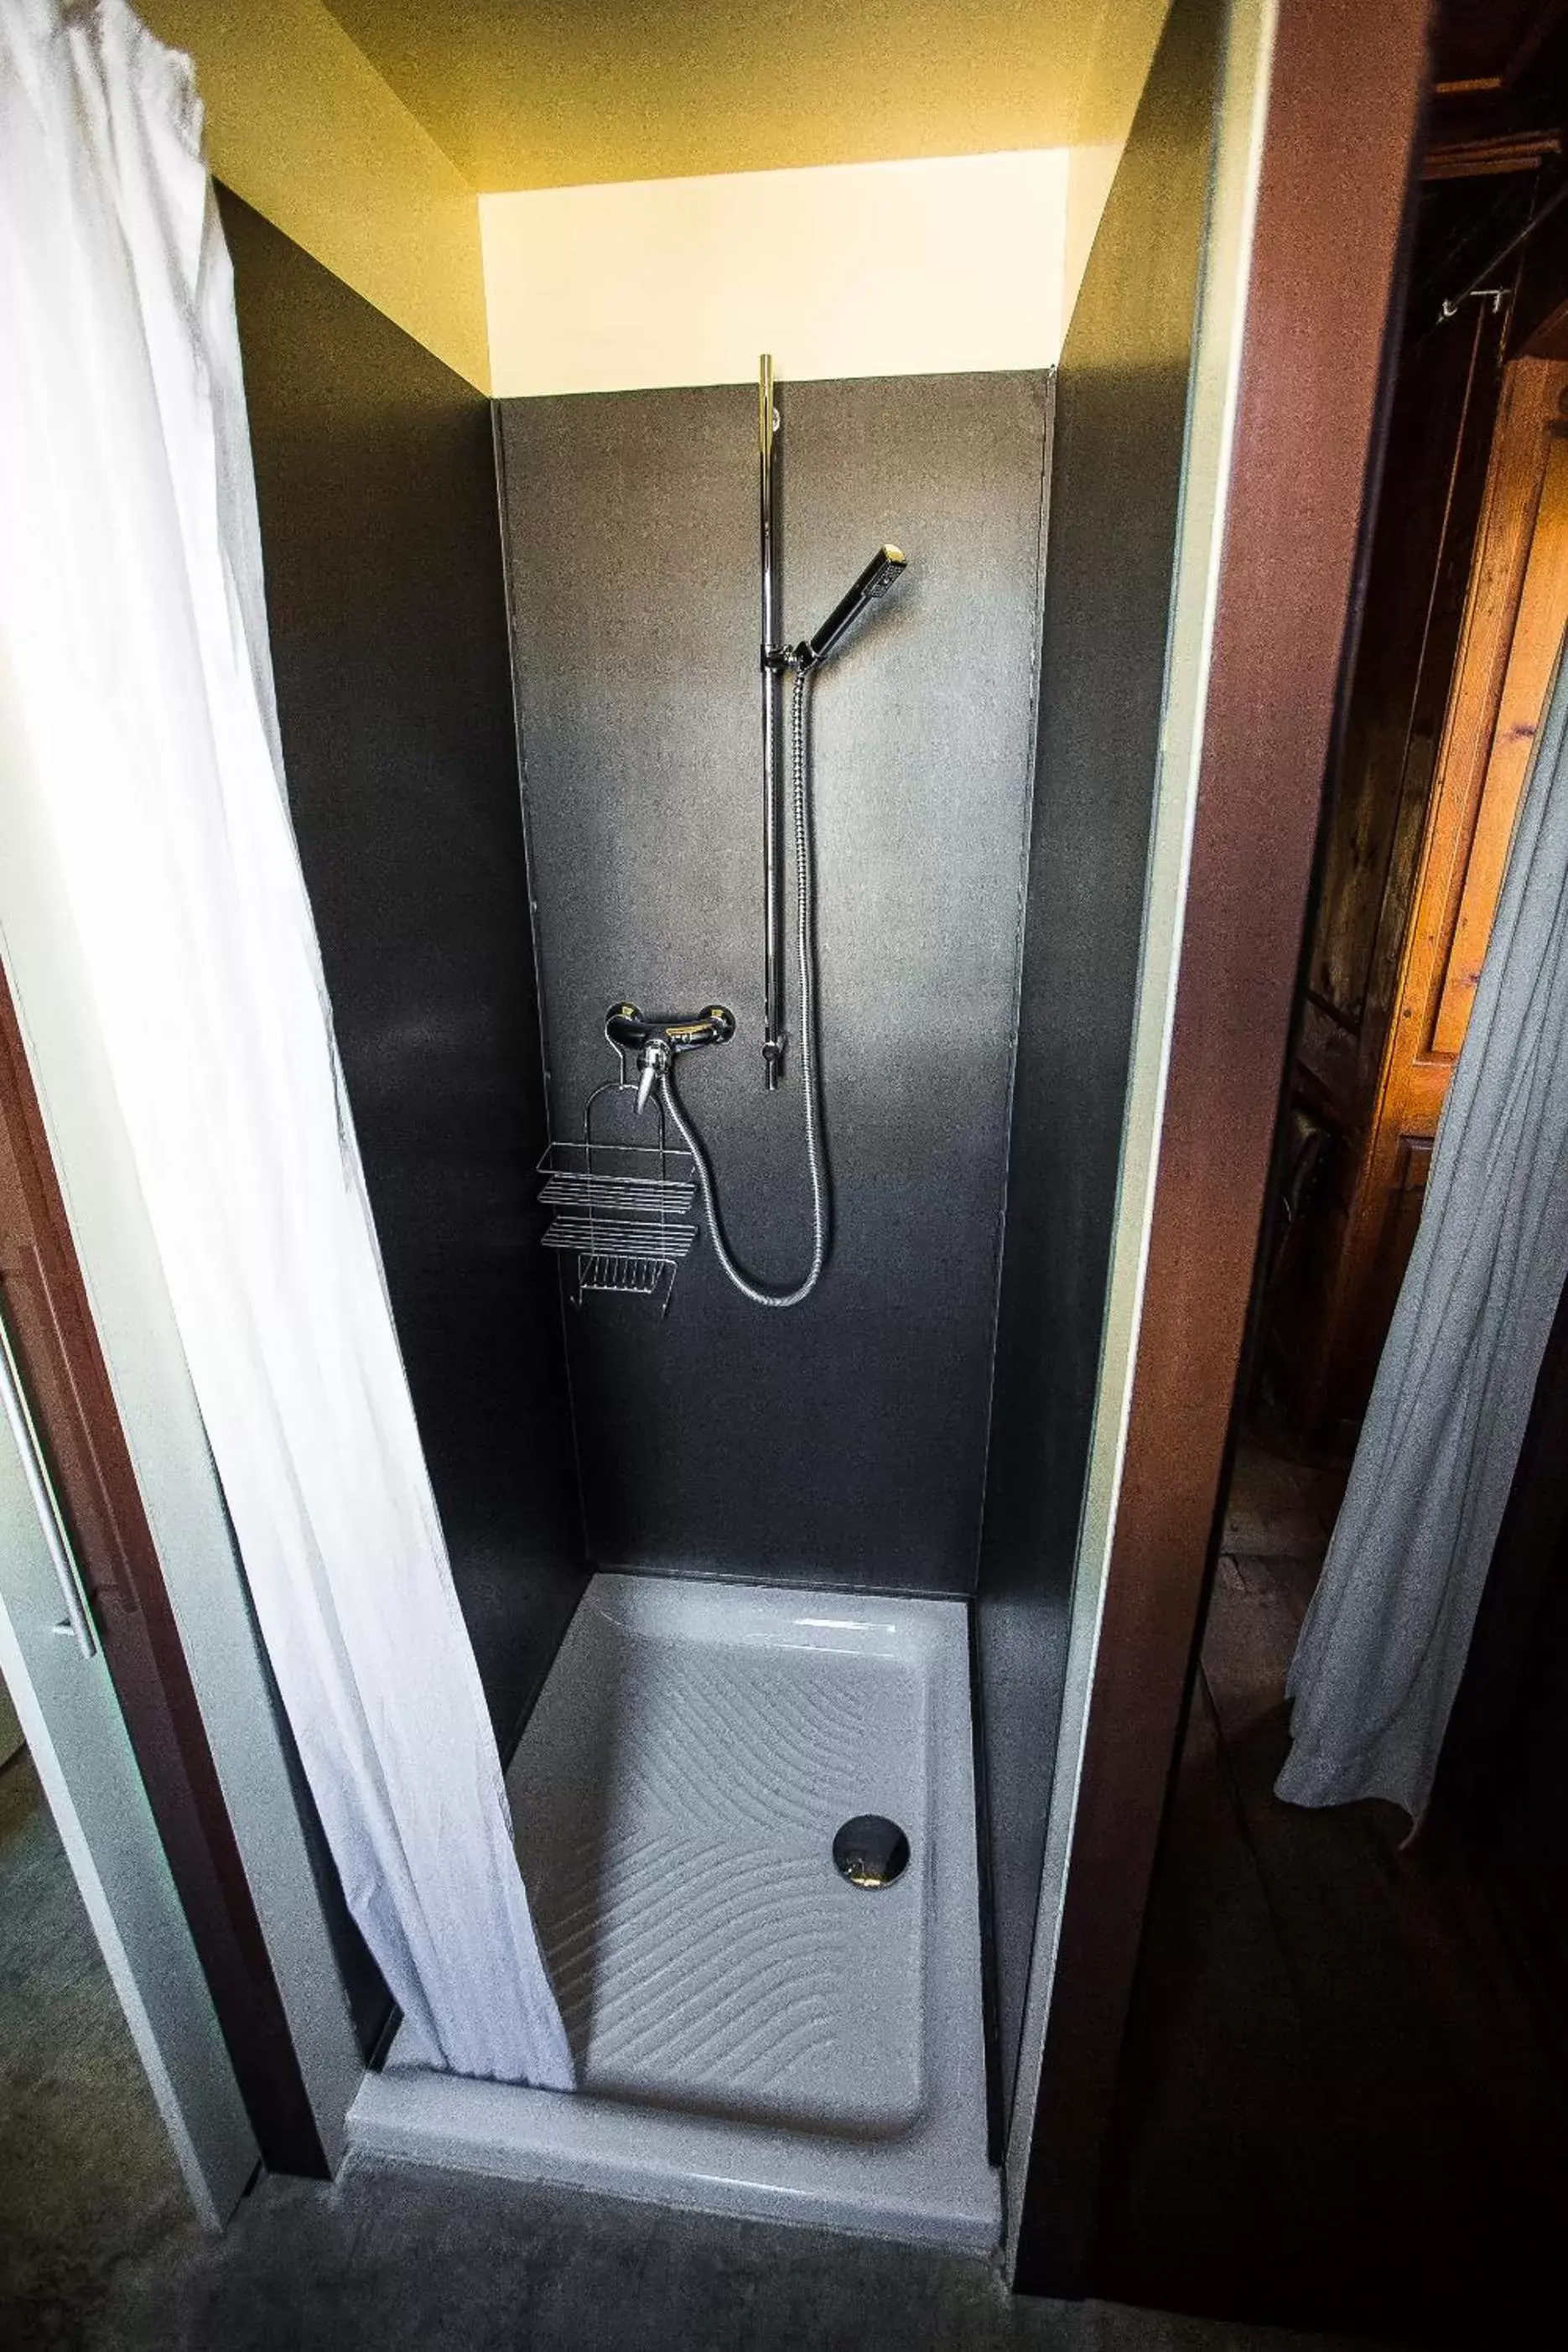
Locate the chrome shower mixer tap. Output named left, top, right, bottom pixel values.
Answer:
left=605, top=1003, right=735, bottom=1114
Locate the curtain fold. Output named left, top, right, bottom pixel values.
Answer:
left=1279, top=636, right=1568, bottom=1822
left=0, top=0, right=572, bottom=2089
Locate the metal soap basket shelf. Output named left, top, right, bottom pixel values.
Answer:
left=537, top=1078, right=698, bottom=1314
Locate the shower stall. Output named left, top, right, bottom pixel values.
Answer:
left=330, top=357, right=1053, bottom=2246
left=206, top=0, right=1218, bottom=2221
left=0, top=0, right=1277, bottom=2263
left=2, top=0, right=1236, bottom=2245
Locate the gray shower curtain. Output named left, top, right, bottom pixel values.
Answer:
left=1278, top=636, right=1568, bottom=1821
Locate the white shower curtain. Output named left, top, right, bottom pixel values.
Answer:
left=0, top=0, right=572, bottom=2088
left=1278, top=637, right=1568, bottom=1823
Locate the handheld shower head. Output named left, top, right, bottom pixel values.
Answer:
left=796, top=545, right=908, bottom=672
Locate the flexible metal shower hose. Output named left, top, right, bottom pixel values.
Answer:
left=660, top=662, right=829, bottom=1307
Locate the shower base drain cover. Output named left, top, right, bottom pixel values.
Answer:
left=833, top=1815, right=910, bottom=1889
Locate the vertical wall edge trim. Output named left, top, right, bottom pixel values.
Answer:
left=491, top=405, right=595, bottom=1589
left=1000, top=0, right=1281, bottom=2262
left=1010, top=0, right=1431, bottom=2292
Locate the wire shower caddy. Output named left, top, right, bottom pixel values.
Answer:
left=537, top=1079, right=698, bottom=1312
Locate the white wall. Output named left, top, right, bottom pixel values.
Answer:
left=1065, top=141, right=1124, bottom=325
left=481, top=149, right=1069, bottom=397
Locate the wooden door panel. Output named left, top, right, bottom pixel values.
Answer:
left=1365, top=1133, right=1431, bottom=1378
left=1305, top=360, right=1568, bottom=1434
left=1432, top=426, right=1568, bottom=1055
left=1401, top=1055, right=1454, bottom=1127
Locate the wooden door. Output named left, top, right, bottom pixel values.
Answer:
left=1321, top=357, right=1568, bottom=1414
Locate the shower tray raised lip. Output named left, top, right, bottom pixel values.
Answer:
left=347, top=1574, right=999, bottom=2255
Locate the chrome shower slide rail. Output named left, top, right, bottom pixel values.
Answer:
left=755, top=355, right=906, bottom=1096
left=759, top=352, right=786, bottom=1091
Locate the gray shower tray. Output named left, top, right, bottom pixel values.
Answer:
left=348, top=1572, right=999, bottom=2251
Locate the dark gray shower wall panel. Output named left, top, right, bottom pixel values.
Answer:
left=975, top=0, right=1225, bottom=2128
left=221, top=193, right=586, bottom=1749
left=499, top=373, right=1050, bottom=1593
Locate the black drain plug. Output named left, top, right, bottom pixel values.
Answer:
left=833, top=1815, right=910, bottom=1889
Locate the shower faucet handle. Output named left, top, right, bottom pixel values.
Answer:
left=605, top=1004, right=735, bottom=1055
left=605, top=1003, right=735, bottom=1114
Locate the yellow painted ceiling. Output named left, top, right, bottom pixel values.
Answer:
left=323, top=2, right=1153, bottom=192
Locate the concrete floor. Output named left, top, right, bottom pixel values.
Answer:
left=76, top=2155, right=1373, bottom=2352
left=3, top=1724, right=1374, bottom=2352
left=0, top=1748, right=190, bottom=2349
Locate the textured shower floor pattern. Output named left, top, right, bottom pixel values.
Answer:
left=349, top=1575, right=999, bottom=2250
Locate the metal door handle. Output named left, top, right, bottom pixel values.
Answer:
left=0, top=1298, right=96, bottom=1660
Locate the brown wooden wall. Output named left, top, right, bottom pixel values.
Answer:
left=1272, top=346, right=1568, bottom=1436
left=1262, top=54, right=1568, bottom=1441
